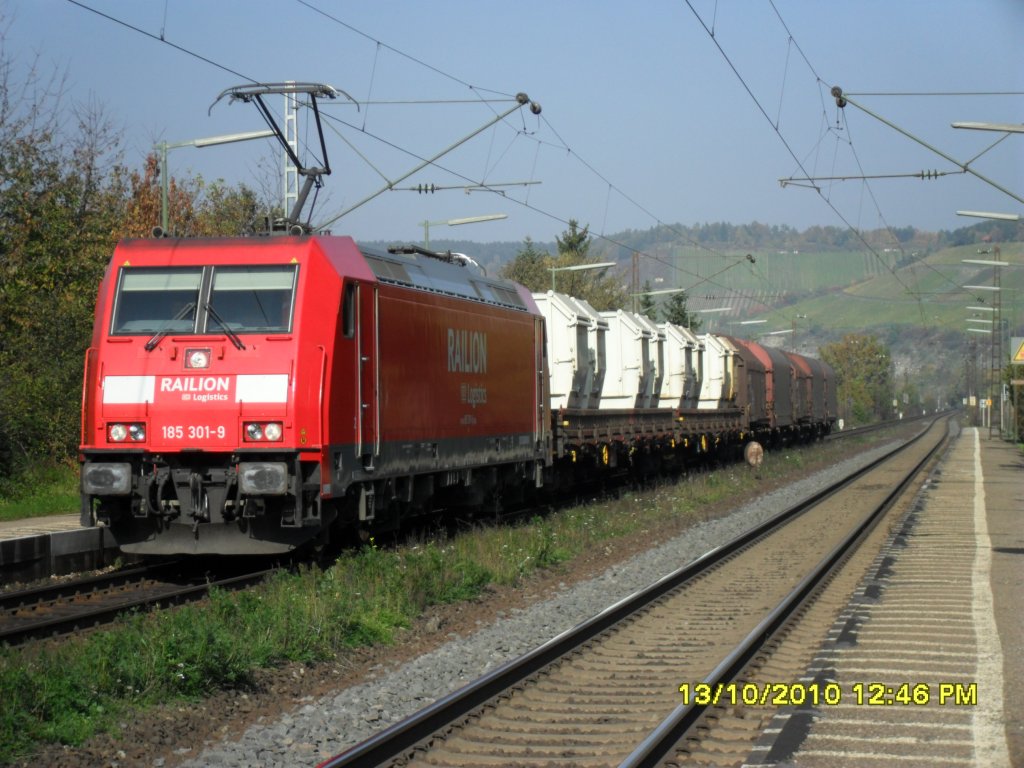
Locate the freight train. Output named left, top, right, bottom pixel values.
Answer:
left=79, top=235, right=837, bottom=555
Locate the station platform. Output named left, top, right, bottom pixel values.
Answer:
left=0, top=513, right=123, bottom=583
left=749, top=426, right=1022, bottom=767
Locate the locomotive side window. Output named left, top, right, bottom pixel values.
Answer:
left=111, top=268, right=202, bottom=334
left=208, top=266, right=297, bottom=333
left=341, top=283, right=356, bottom=338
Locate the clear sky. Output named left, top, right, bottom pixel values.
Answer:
left=5, top=0, right=1023, bottom=247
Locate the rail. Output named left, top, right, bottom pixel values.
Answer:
left=317, top=415, right=949, bottom=768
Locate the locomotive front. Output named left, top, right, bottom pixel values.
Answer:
left=79, top=237, right=336, bottom=555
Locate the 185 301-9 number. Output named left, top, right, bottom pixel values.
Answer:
left=161, top=424, right=227, bottom=440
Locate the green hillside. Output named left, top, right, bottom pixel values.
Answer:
left=647, top=246, right=901, bottom=297
left=741, top=243, right=1023, bottom=337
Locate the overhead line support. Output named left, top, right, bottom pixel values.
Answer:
left=830, top=86, right=1024, bottom=207
left=317, top=93, right=541, bottom=230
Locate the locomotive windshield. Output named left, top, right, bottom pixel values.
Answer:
left=208, top=266, right=296, bottom=333
left=112, top=268, right=202, bottom=334
left=111, top=265, right=297, bottom=337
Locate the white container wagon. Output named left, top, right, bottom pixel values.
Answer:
left=532, top=291, right=607, bottom=410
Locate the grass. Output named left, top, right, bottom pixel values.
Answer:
left=0, top=463, right=79, bottom=522
left=0, top=438, right=865, bottom=764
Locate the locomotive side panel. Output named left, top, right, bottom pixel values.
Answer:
left=376, top=287, right=539, bottom=451
left=321, top=247, right=547, bottom=526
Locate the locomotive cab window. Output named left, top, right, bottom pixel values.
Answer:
left=208, top=266, right=297, bottom=333
left=111, top=268, right=202, bottom=334
left=111, top=265, right=297, bottom=337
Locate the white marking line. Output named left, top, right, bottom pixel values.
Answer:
left=853, top=616, right=974, bottom=624
left=822, top=716, right=970, bottom=729
left=102, top=374, right=155, bottom=404
left=838, top=628, right=974, bottom=637
left=236, top=373, right=289, bottom=403
left=814, top=650, right=973, bottom=662
left=807, top=734, right=973, bottom=747
left=821, top=639, right=975, bottom=648
left=970, top=428, right=1011, bottom=767
left=794, top=750, right=973, bottom=764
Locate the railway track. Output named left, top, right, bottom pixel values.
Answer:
left=0, top=561, right=275, bottom=646
left=0, top=417, right=927, bottom=650
left=319, top=415, right=951, bottom=768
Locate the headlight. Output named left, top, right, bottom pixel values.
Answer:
left=243, top=422, right=283, bottom=442
left=82, top=462, right=132, bottom=495
left=238, top=462, right=288, bottom=494
left=185, top=348, right=211, bottom=369
left=107, top=423, right=146, bottom=443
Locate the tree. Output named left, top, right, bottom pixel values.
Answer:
left=549, top=220, right=626, bottom=310
left=500, top=236, right=549, bottom=292
left=193, top=179, right=261, bottom=236
left=0, top=53, right=127, bottom=481
left=820, top=334, right=894, bottom=425
left=555, top=219, right=592, bottom=259
left=120, top=154, right=262, bottom=238
left=638, top=281, right=657, bottom=318
left=501, top=221, right=626, bottom=311
left=0, top=32, right=274, bottom=487
left=661, top=290, right=701, bottom=331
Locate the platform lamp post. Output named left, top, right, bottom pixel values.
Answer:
left=549, top=261, right=616, bottom=292
left=421, top=213, right=507, bottom=250
left=951, top=122, right=1024, bottom=135
left=791, top=313, right=809, bottom=342
left=964, top=275, right=1004, bottom=439
left=948, top=117, right=1020, bottom=430
left=966, top=322, right=993, bottom=431
left=959, top=207, right=1017, bottom=438
left=629, top=286, right=685, bottom=321
left=155, top=129, right=276, bottom=234
left=693, top=306, right=731, bottom=332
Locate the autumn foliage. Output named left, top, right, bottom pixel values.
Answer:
left=0, top=59, right=261, bottom=486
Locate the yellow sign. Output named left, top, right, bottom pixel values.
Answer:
left=1013, top=337, right=1024, bottom=365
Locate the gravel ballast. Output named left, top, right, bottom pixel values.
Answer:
left=173, top=440, right=903, bottom=768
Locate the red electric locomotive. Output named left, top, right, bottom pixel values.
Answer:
left=79, top=237, right=550, bottom=554
left=78, top=83, right=840, bottom=557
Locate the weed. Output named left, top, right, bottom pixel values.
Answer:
left=0, top=462, right=79, bottom=521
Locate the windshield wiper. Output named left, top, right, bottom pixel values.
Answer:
left=205, top=302, right=246, bottom=350
left=144, top=302, right=196, bottom=351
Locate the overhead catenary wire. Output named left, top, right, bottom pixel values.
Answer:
left=282, top=0, right=773, bottom=300
left=65, top=0, right=256, bottom=83
left=683, top=0, right=928, bottom=319
left=65, top=0, right=782, bottom=305
left=63, top=0, right=986, bottom=323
